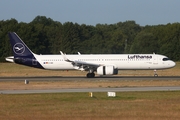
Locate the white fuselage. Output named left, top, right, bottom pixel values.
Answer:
left=34, top=54, right=175, bottom=70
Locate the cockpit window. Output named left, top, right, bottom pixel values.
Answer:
left=162, top=58, right=170, bottom=61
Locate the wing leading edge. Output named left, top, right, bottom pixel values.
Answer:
left=60, top=51, right=101, bottom=71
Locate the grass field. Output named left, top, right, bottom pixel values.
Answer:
left=0, top=92, right=180, bottom=120
left=0, top=62, right=180, bottom=120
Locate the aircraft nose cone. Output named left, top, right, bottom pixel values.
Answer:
left=169, top=61, right=176, bottom=68
left=172, top=61, right=176, bottom=67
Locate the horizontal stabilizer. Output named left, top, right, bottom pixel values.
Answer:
left=5, top=56, right=14, bottom=62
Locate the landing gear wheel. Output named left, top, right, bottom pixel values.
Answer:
left=154, top=69, right=158, bottom=77
left=86, top=73, right=95, bottom=78
left=154, top=74, right=158, bottom=77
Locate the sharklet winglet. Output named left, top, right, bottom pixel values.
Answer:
left=60, top=51, right=72, bottom=62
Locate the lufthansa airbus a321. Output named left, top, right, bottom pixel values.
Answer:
left=6, top=32, right=176, bottom=78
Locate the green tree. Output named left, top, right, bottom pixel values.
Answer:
left=130, top=31, right=158, bottom=54
left=61, top=22, right=81, bottom=53
left=0, top=16, right=180, bottom=62
left=0, top=19, right=19, bottom=61
left=159, top=23, right=180, bottom=60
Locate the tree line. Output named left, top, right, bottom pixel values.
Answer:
left=0, top=16, right=180, bottom=62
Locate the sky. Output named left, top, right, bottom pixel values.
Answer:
left=0, top=0, right=180, bottom=26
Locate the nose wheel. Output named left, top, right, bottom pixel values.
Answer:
left=154, top=69, right=158, bottom=77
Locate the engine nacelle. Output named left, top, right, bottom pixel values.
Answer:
left=97, top=65, right=118, bottom=75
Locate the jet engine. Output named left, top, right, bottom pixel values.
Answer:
left=97, top=65, right=118, bottom=75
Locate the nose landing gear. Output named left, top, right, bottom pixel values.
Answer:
left=154, top=69, right=158, bottom=77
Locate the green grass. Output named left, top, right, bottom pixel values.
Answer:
left=0, top=91, right=180, bottom=120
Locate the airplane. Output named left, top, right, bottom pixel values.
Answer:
left=5, top=32, right=176, bottom=78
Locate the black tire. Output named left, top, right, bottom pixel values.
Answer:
left=86, top=73, right=95, bottom=78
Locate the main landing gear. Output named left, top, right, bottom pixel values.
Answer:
left=86, top=69, right=95, bottom=78
left=154, top=69, right=158, bottom=77
left=86, top=73, right=95, bottom=78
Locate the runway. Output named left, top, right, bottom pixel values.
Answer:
left=0, top=76, right=180, bottom=94
left=0, top=86, right=180, bottom=94
left=1, top=76, right=180, bottom=81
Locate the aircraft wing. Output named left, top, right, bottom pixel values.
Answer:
left=60, top=51, right=101, bottom=71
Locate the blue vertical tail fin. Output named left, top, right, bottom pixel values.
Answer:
left=8, top=32, right=34, bottom=57
left=8, top=32, right=43, bottom=69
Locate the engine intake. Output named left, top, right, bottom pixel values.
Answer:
left=97, top=65, right=118, bottom=75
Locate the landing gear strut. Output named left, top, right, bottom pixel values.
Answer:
left=86, top=73, right=95, bottom=78
left=154, top=69, right=158, bottom=77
